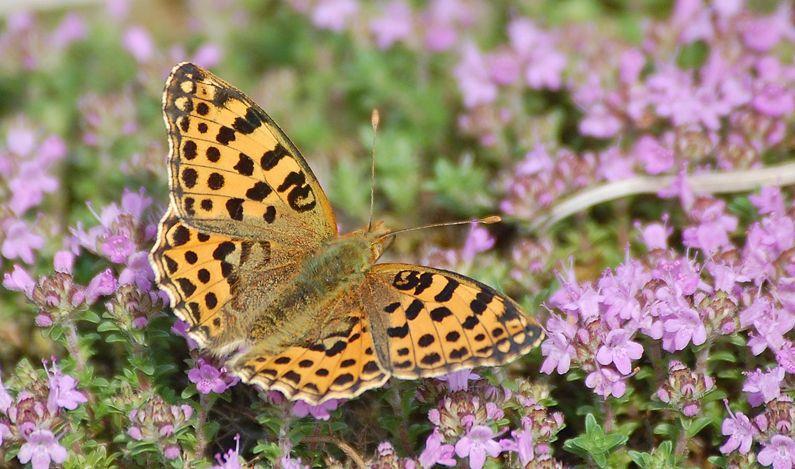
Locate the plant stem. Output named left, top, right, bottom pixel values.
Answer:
left=602, top=399, right=614, bottom=433
left=194, top=393, right=211, bottom=460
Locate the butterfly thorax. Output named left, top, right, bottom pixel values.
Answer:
left=246, top=232, right=380, bottom=349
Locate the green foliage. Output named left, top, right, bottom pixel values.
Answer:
left=563, top=414, right=629, bottom=468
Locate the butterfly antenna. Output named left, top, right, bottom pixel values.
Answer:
left=367, top=109, right=379, bottom=232
left=376, top=215, right=502, bottom=242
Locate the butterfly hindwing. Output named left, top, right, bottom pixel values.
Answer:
left=162, top=62, right=336, bottom=245
left=232, top=304, right=390, bottom=404
left=362, top=264, right=544, bottom=379
left=150, top=207, right=302, bottom=352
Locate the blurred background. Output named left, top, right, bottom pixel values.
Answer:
left=0, top=0, right=792, bottom=467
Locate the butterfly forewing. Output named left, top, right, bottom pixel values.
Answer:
left=162, top=62, right=337, bottom=245
left=362, top=264, right=544, bottom=379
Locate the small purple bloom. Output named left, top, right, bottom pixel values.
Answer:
left=751, top=187, right=785, bottom=216
left=46, top=364, right=87, bottom=413
left=0, top=375, right=13, bottom=413
left=85, top=268, right=117, bottom=304
left=311, top=0, right=358, bottom=32
left=540, top=315, right=576, bottom=374
left=455, top=44, right=498, bottom=108
left=461, top=224, right=495, bottom=263
left=419, top=429, right=455, bottom=468
left=596, top=329, right=643, bottom=375
left=53, top=250, right=75, bottom=274
left=776, top=342, right=795, bottom=374
left=212, top=434, right=242, bottom=469
left=1, top=219, right=44, bottom=264
left=720, top=404, right=756, bottom=455
left=291, top=398, right=341, bottom=420
left=757, top=435, right=795, bottom=469
left=3, top=264, right=35, bottom=298
left=585, top=367, right=626, bottom=398
left=370, top=0, right=413, bottom=49
left=101, top=234, right=135, bottom=264
left=436, top=369, right=479, bottom=392
left=454, top=425, right=502, bottom=469
left=163, top=444, right=181, bottom=460
left=188, top=360, right=230, bottom=394
left=17, top=428, right=68, bottom=469
left=662, top=306, right=706, bottom=352
left=743, top=367, right=785, bottom=406
left=123, top=26, right=154, bottom=63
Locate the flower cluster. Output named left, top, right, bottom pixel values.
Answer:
left=126, top=394, right=194, bottom=461
left=415, top=370, right=565, bottom=468
left=499, top=2, right=794, bottom=220
left=0, top=360, right=86, bottom=468
left=542, top=187, right=794, bottom=400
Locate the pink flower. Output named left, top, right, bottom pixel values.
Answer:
left=212, top=434, right=242, bottom=469
left=17, top=428, right=68, bottom=469
left=596, top=329, right=643, bottom=375
left=188, top=360, right=231, bottom=394
left=53, top=250, right=74, bottom=274
left=634, top=135, right=674, bottom=175
left=311, top=0, right=358, bottom=32
left=122, top=26, right=155, bottom=63
left=419, top=429, right=455, bottom=468
left=455, top=44, right=498, bottom=108
left=85, top=268, right=117, bottom=304
left=662, top=307, right=707, bottom=352
left=1, top=219, right=44, bottom=264
left=585, top=367, right=627, bottom=398
left=757, top=435, right=795, bottom=469
left=461, top=224, right=494, bottom=263
left=370, top=1, right=413, bottom=49
left=3, top=264, right=35, bottom=298
left=743, top=367, right=785, bottom=407
left=436, top=369, right=479, bottom=392
left=540, top=315, right=576, bottom=374
left=291, top=398, right=342, bottom=420
left=46, top=364, right=87, bottom=413
left=454, top=425, right=501, bottom=469
left=720, top=406, right=756, bottom=455
left=580, top=104, right=622, bottom=138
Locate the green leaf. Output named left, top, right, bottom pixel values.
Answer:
left=563, top=414, right=628, bottom=468
left=684, top=416, right=714, bottom=438
left=708, top=350, right=737, bottom=363
left=97, top=321, right=119, bottom=333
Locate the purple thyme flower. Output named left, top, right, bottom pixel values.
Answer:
left=17, top=428, right=68, bottom=469
left=455, top=43, right=498, bottom=108
left=188, top=359, right=232, bottom=394
left=2, top=264, right=35, bottom=298
left=461, top=224, right=495, bottom=263
left=1, top=219, right=44, bottom=264
left=419, top=428, right=455, bottom=468
left=122, top=26, right=154, bottom=63
left=776, top=342, right=795, bottom=374
left=291, top=398, right=342, bottom=420
left=84, top=268, right=117, bottom=304
left=585, top=367, right=626, bottom=398
left=369, top=0, right=413, bottom=49
left=46, top=363, right=87, bottom=413
left=454, top=425, right=502, bottom=469
left=720, top=403, right=756, bottom=455
left=436, top=369, right=479, bottom=392
left=757, top=435, right=795, bottom=469
left=661, top=305, right=707, bottom=352
left=163, top=445, right=180, bottom=460
left=743, top=367, right=785, bottom=407
left=311, top=0, right=358, bottom=32
left=596, top=329, right=643, bottom=375
left=540, top=315, right=576, bottom=374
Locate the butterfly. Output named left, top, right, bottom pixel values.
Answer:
left=149, top=62, right=544, bottom=404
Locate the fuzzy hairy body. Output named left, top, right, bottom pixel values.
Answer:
left=247, top=234, right=376, bottom=350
